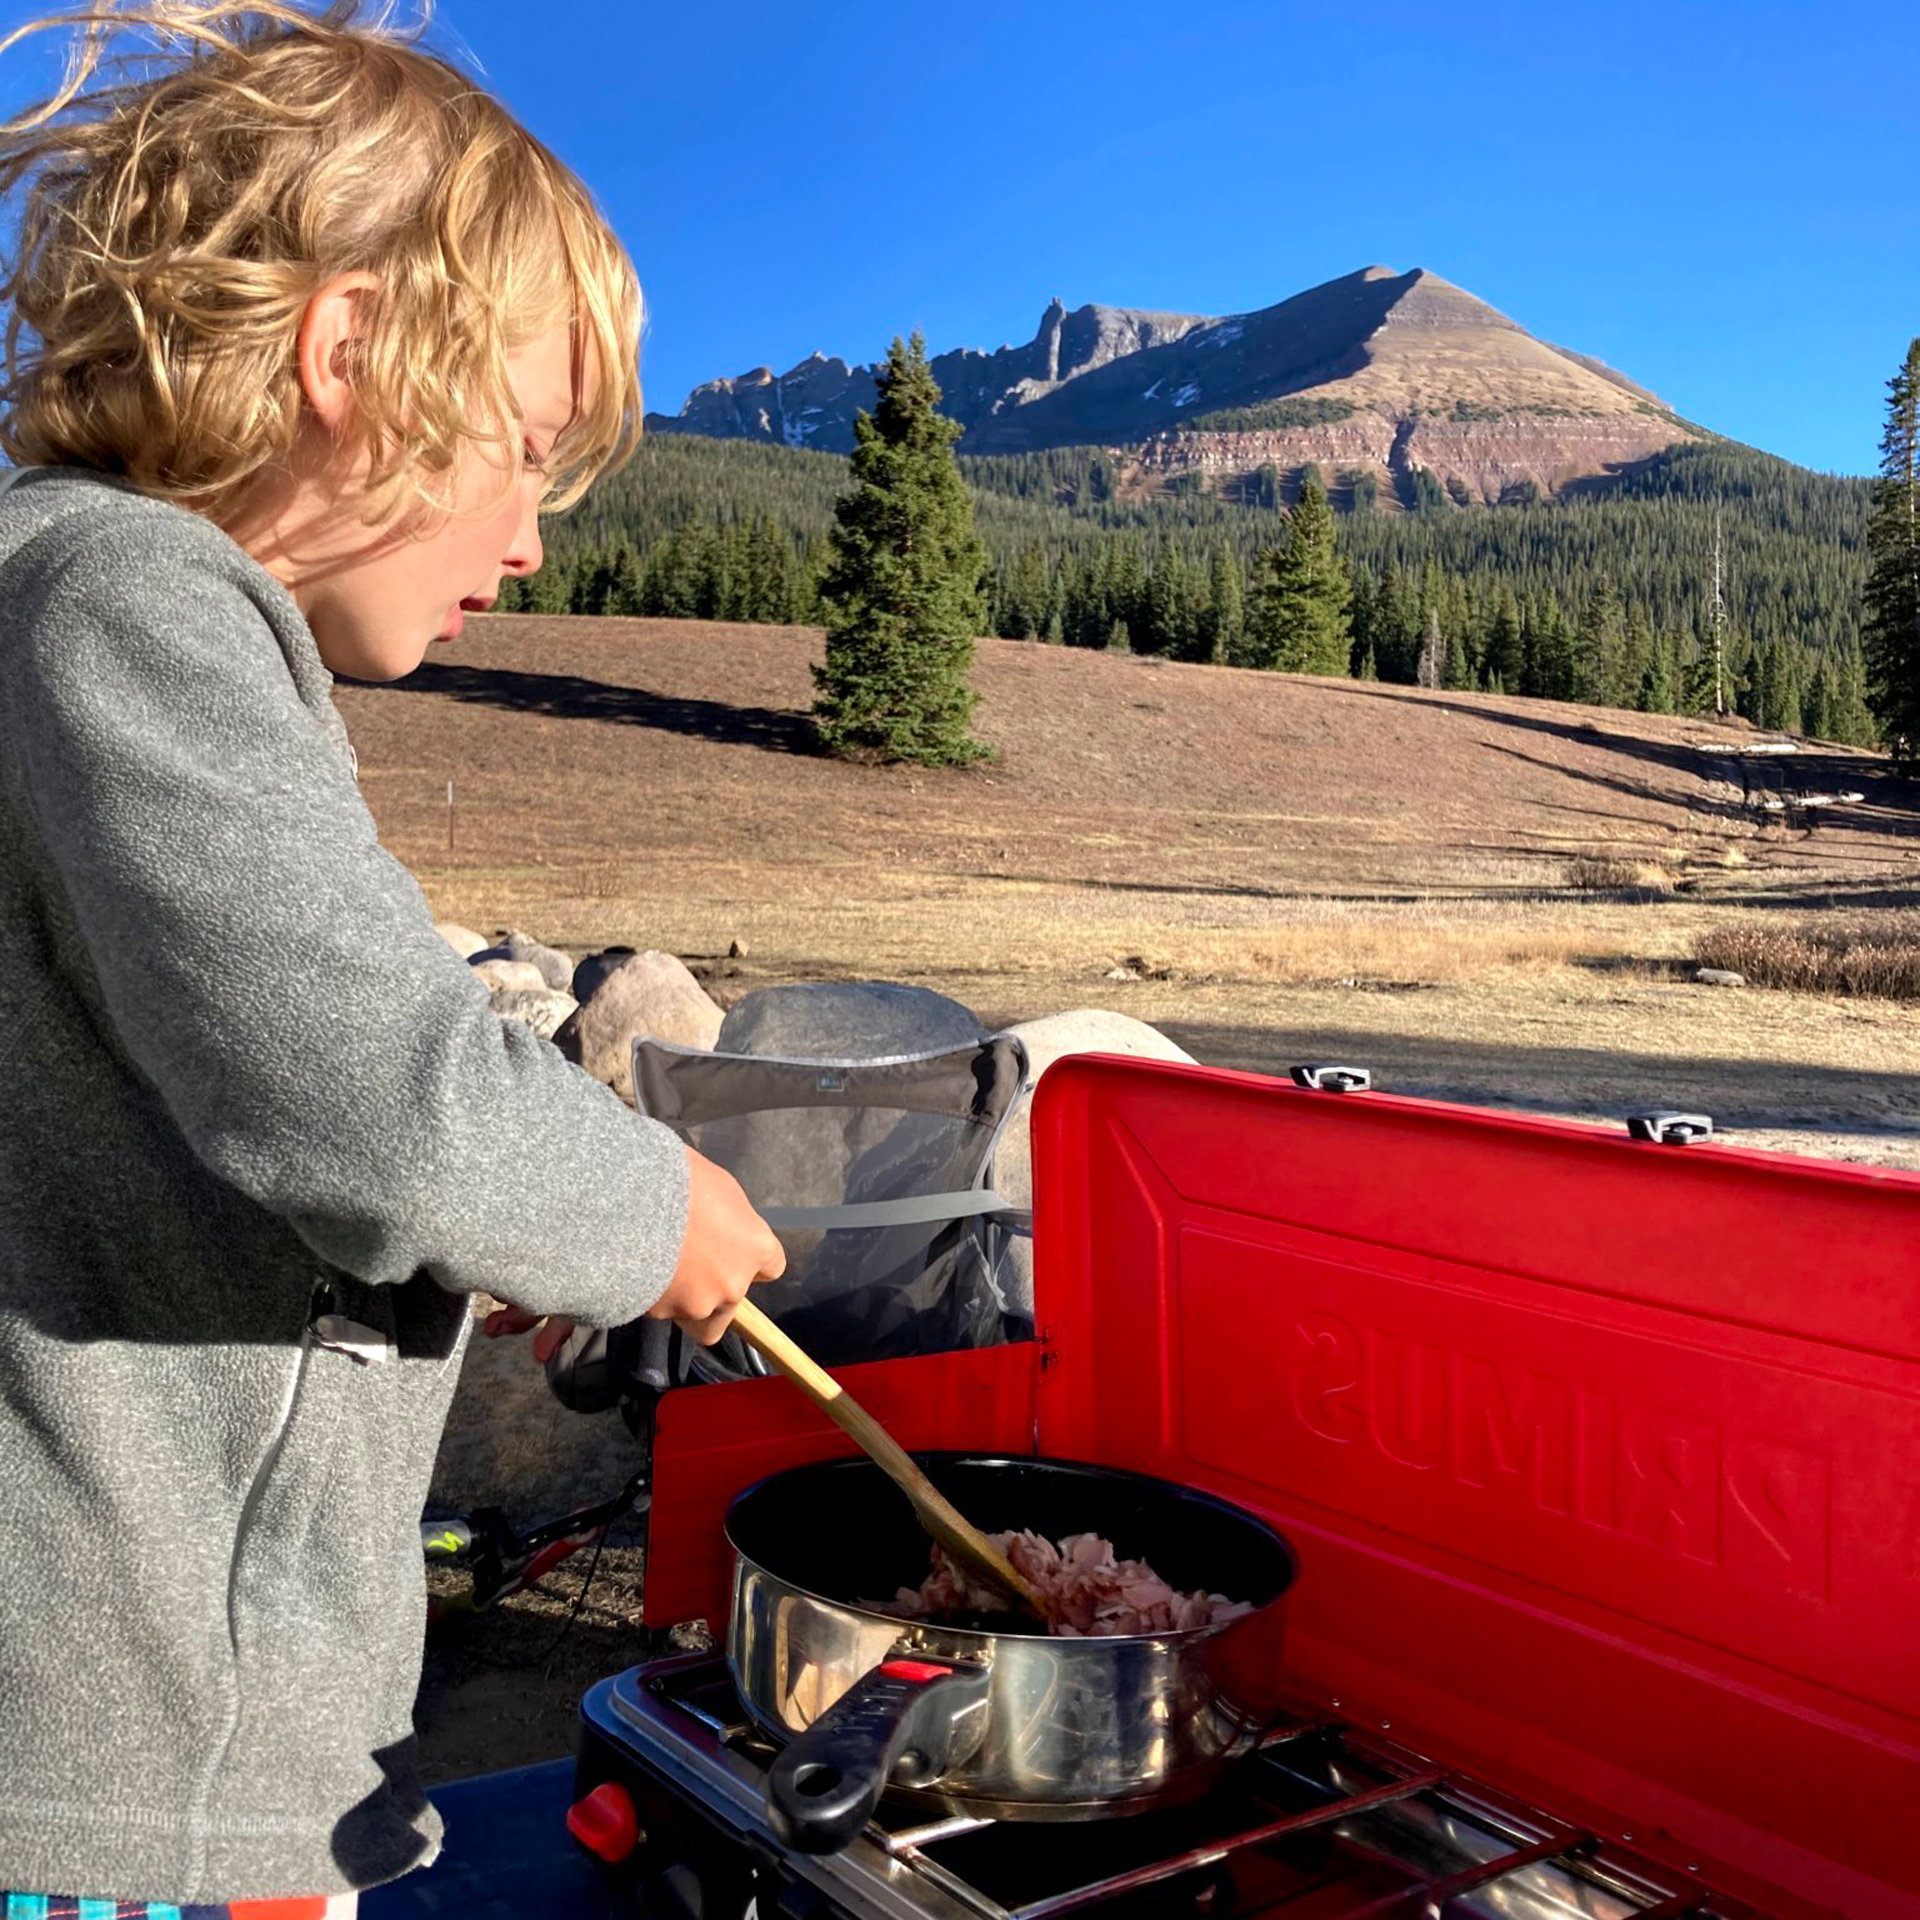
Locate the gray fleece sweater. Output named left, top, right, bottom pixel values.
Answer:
left=0, top=468, right=689, bottom=1903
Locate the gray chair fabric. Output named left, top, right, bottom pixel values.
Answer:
left=543, top=1025, right=1031, bottom=1420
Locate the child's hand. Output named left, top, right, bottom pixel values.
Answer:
left=648, top=1145, right=786, bottom=1344
left=482, top=1303, right=576, bottom=1364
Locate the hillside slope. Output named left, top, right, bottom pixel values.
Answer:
left=346, top=617, right=1907, bottom=898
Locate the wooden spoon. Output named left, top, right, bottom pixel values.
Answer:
left=730, top=1298, right=1049, bottom=1624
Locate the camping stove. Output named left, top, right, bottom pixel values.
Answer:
left=606, top=1057, right=1920, bottom=1917
left=570, top=1653, right=1774, bottom=1920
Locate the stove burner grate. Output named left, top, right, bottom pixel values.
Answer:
left=581, top=1656, right=1776, bottom=1920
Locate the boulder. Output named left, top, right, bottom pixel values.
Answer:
left=488, top=987, right=578, bottom=1040
left=470, top=957, right=548, bottom=994
left=717, top=981, right=984, bottom=1058
left=571, top=946, right=638, bottom=1007
left=558, top=950, right=722, bottom=1101
left=993, top=1010, right=1195, bottom=1316
left=429, top=1303, right=642, bottom=1522
left=472, top=932, right=573, bottom=993
left=435, top=921, right=490, bottom=959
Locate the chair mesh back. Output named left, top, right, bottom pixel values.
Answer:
left=629, top=1034, right=1031, bottom=1387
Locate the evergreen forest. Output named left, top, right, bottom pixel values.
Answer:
left=501, top=430, right=1877, bottom=744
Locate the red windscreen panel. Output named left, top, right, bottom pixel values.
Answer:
left=641, top=1342, right=1038, bottom=1627
left=1030, top=1056, right=1920, bottom=1917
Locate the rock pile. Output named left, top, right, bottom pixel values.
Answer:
left=430, top=922, right=728, bottom=1519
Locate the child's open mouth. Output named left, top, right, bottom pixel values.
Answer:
left=441, top=596, right=494, bottom=640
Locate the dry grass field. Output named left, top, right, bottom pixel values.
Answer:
left=337, top=613, right=1920, bottom=1172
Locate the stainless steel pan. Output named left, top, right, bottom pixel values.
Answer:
left=725, top=1454, right=1297, bottom=1853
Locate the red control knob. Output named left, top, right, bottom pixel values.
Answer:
left=567, top=1779, right=640, bottom=1863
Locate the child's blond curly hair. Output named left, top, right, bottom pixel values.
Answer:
left=0, top=0, right=642, bottom=525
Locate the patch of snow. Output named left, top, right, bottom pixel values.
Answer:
left=1172, top=382, right=1201, bottom=408
left=1194, top=323, right=1244, bottom=351
left=1141, top=380, right=1162, bottom=400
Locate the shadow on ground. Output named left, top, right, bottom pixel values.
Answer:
left=1311, top=681, right=1920, bottom=841
left=385, top=662, right=818, bottom=757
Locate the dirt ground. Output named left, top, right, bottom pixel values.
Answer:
left=341, top=615, right=1920, bottom=1783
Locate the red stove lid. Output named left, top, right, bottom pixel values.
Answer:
left=1029, top=1056, right=1920, bottom=1918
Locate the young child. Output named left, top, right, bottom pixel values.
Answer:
left=0, top=4, right=784, bottom=1914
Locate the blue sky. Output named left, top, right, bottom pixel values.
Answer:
left=2, top=0, right=1914, bottom=474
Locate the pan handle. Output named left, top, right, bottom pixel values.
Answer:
left=766, top=1653, right=991, bottom=1854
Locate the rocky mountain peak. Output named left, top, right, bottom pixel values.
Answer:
left=644, top=265, right=1697, bottom=500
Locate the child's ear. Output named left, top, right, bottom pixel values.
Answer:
left=295, top=272, right=382, bottom=435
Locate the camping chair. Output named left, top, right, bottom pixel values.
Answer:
left=544, top=1030, right=1032, bottom=1432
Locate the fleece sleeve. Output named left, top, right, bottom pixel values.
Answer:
left=5, top=511, right=688, bottom=1324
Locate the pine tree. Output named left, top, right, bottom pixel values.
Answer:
left=1829, top=634, right=1876, bottom=744
left=1805, top=654, right=1838, bottom=742
left=1416, top=609, right=1443, bottom=690
left=525, top=554, right=574, bottom=615
left=1111, top=539, right=1149, bottom=643
left=1242, top=476, right=1351, bottom=672
left=1681, top=627, right=1720, bottom=717
left=1573, top=583, right=1624, bottom=705
left=1863, top=338, right=1920, bottom=766
left=1442, top=574, right=1473, bottom=680
left=1146, top=546, right=1192, bottom=656
left=997, top=539, right=1052, bottom=639
left=1757, top=634, right=1805, bottom=732
left=812, top=333, right=990, bottom=764
left=1372, top=565, right=1421, bottom=683
left=1621, top=606, right=1654, bottom=709
left=1533, top=591, right=1574, bottom=701
left=1484, top=587, right=1524, bottom=691
left=1518, top=595, right=1543, bottom=698
left=610, top=539, right=644, bottom=616
left=1205, top=544, right=1243, bottom=665
left=744, top=516, right=795, bottom=623
left=1639, top=630, right=1679, bottom=714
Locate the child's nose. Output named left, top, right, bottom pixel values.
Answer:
left=502, top=488, right=544, bottom=577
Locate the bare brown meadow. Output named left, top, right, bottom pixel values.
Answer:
left=337, top=615, right=1920, bottom=1170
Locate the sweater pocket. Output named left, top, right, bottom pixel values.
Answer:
left=209, top=1275, right=468, bottom=1839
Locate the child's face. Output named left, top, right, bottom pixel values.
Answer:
left=321, top=323, right=574, bottom=681
left=243, top=320, right=577, bottom=683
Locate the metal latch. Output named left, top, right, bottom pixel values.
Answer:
left=1626, top=1112, right=1714, bottom=1145
left=1289, top=1064, right=1372, bottom=1093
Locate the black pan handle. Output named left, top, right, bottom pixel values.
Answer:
left=766, top=1654, right=991, bottom=1854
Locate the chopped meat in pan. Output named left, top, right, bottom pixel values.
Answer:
left=880, top=1530, right=1253, bottom=1637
